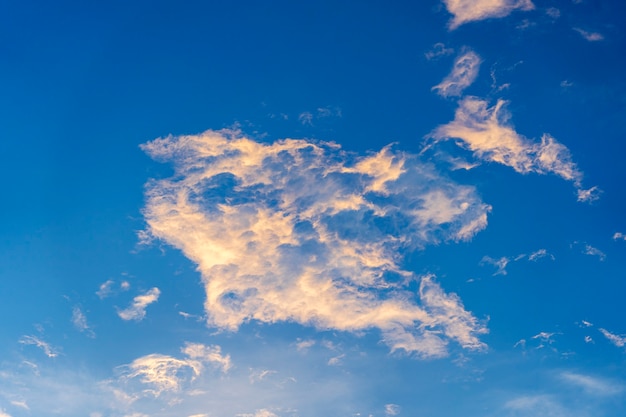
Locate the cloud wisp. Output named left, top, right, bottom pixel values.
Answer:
left=140, top=129, right=490, bottom=357
left=573, top=28, right=604, bottom=41
left=18, top=336, right=58, bottom=358
left=117, top=288, right=161, bottom=321
left=432, top=50, right=481, bottom=98
left=442, top=0, right=534, bottom=29
left=120, top=343, right=231, bottom=397
left=429, top=97, right=598, bottom=202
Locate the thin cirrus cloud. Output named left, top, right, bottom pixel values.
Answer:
left=432, top=50, right=481, bottom=98
left=599, top=328, right=626, bottom=348
left=429, top=97, right=599, bottom=202
left=442, top=0, right=535, bottom=29
left=18, top=335, right=58, bottom=358
left=140, top=129, right=491, bottom=357
left=117, top=288, right=161, bottom=321
left=119, top=343, right=231, bottom=397
left=559, top=371, right=624, bottom=396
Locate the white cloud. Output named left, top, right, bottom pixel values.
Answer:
left=560, top=372, right=624, bottom=396
left=599, top=328, right=626, bottom=348
left=385, top=403, right=401, bottom=416
left=425, top=42, right=454, bottom=60
left=120, top=343, right=231, bottom=396
left=237, top=409, right=279, bottom=417
left=18, top=335, right=58, bottom=358
left=528, top=248, right=554, bottom=261
left=432, top=50, right=481, bottom=98
left=504, top=395, right=569, bottom=417
left=583, top=244, right=606, bottom=261
left=140, top=129, right=490, bottom=357
left=117, top=288, right=161, bottom=321
left=430, top=97, right=595, bottom=200
left=298, top=111, right=313, bottom=126
left=573, top=27, right=604, bottom=41
left=72, top=306, right=95, bottom=338
left=613, top=232, right=626, bottom=241
left=96, top=279, right=115, bottom=299
left=442, top=0, right=534, bottom=29
left=0, top=411, right=13, bottom=417
left=480, top=256, right=510, bottom=275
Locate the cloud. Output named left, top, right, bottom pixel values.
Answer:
left=385, top=403, right=401, bottom=416
left=545, top=7, right=560, bottom=18
left=480, top=256, right=510, bottom=275
left=425, top=42, right=454, bottom=60
left=120, top=343, right=231, bottom=397
left=72, top=306, right=95, bottom=338
left=298, top=106, right=341, bottom=126
left=573, top=28, right=604, bottom=41
left=613, top=232, right=626, bottom=241
left=504, top=395, right=569, bottom=417
left=117, top=288, right=161, bottom=321
left=140, top=129, right=490, bottom=357
left=432, top=50, right=481, bottom=98
left=560, top=372, right=624, bottom=396
left=599, top=328, right=626, bottom=348
left=430, top=97, right=595, bottom=200
left=237, top=410, right=279, bottom=417
left=528, top=249, right=554, bottom=261
left=18, top=335, right=58, bottom=358
left=583, top=244, right=606, bottom=261
left=96, top=280, right=115, bottom=299
left=442, top=0, right=534, bottom=29
left=0, top=411, right=13, bottom=417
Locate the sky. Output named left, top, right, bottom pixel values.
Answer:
left=1, top=0, right=626, bottom=416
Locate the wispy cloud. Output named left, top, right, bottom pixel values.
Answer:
left=442, top=0, right=535, bottom=29
left=613, top=232, right=626, bottom=241
left=141, top=129, right=490, bottom=357
left=599, top=328, right=626, bottom=348
left=425, top=42, right=454, bottom=60
left=385, top=403, right=401, bottom=416
left=560, top=371, right=624, bottom=396
left=573, top=27, right=604, bottom=41
left=72, top=306, right=95, bottom=338
left=529, top=248, right=554, bottom=261
left=432, top=50, right=481, bottom=98
left=18, top=335, right=58, bottom=358
left=298, top=106, right=341, bottom=126
left=237, top=410, right=279, bottom=417
left=583, top=244, right=606, bottom=261
left=430, top=97, right=597, bottom=201
left=120, top=343, right=231, bottom=396
left=545, top=7, right=560, bottom=18
left=117, top=288, right=160, bottom=321
left=481, top=256, right=510, bottom=275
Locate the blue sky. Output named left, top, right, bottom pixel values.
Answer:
left=1, top=0, right=626, bottom=416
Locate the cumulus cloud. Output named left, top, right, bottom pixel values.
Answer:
left=573, top=28, right=604, bottom=41
left=599, top=328, right=626, bottom=348
left=140, top=129, right=490, bottom=357
left=18, top=335, right=58, bottom=358
left=120, top=343, right=231, bottom=396
left=117, top=288, right=161, bottom=321
left=430, top=97, right=596, bottom=200
left=442, top=0, right=534, bottom=29
left=432, top=50, right=481, bottom=98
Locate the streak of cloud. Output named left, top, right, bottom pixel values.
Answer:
left=430, top=97, right=597, bottom=201
left=117, top=288, right=161, bottom=321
